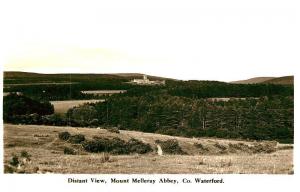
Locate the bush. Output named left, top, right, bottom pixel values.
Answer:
left=82, top=139, right=108, bottom=153
left=68, top=134, right=85, bottom=144
left=107, top=137, right=128, bottom=154
left=82, top=137, right=152, bottom=154
left=9, top=154, right=19, bottom=167
left=126, top=138, right=152, bottom=154
left=251, top=142, right=277, bottom=153
left=214, top=143, right=227, bottom=151
left=58, top=131, right=71, bottom=141
left=155, top=139, right=186, bottom=155
left=20, top=150, right=31, bottom=159
left=64, top=147, right=76, bottom=155
left=82, top=137, right=126, bottom=154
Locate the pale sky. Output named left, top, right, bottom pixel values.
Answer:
left=1, top=0, right=299, bottom=81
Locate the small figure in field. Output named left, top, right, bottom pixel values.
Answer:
left=157, top=144, right=163, bottom=156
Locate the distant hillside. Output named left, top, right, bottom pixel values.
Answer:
left=263, top=76, right=294, bottom=85
left=231, top=77, right=275, bottom=84
left=4, top=71, right=132, bottom=80
left=4, top=71, right=172, bottom=82
left=231, top=76, right=294, bottom=85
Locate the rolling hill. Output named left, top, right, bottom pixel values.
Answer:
left=4, top=71, right=172, bottom=83
left=263, top=76, right=294, bottom=85
left=231, top=76, right=293, bottom=85
left=231, top=77, right=275, bottom=84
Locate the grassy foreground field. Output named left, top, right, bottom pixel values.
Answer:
left=3, top=124, right=293, bottom=174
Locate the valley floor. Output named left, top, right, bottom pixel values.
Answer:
left=3, top=124, right=293, bottom=174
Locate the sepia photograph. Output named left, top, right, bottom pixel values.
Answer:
left=2, top=72, right=294, bottom=174
left=0, top=0, right=299, bottom=192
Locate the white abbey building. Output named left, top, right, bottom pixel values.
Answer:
left=130, top=75, right=165, bottom=85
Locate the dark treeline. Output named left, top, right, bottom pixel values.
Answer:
left=166, top=80, right=293, bottom=98
left=4, top=82, right=132, bottom=101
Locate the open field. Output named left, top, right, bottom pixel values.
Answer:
left=4, top=124, right=293, bottom=174
left=81, top=90, right=127, bottom=96
left=50, top=99, right=105, bottom=113
left=4, top=82, right=78, bottom=88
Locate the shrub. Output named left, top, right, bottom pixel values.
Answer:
left=58, top=131, right=71, bottom=141
left=251, top=142, right=277, bottom=153
left=82, top=139, right=108, bottom=153
left=107, top=137, right=128, bottom=154
left=82, top=137, right=126, bottom=154
left=82, top=137, right=152, bottom=154
left=9, top=154, right=19, bottom=167
left=155, top=139, right=186, bottom=155
left=20, top=150, right=31, bottom=159
left=214, top=143, right=228, bottom=153
left=126, top=138, right=152, bottom=154
left=64, top=147, right=76, bottom=155
left=68, top=134, right=85, bottom=144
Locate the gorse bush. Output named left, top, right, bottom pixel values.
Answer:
left=82, top=136, right=152, bottom=154
left=126, top=138, right=152, bottom=154
left=20, top=150, right=31, bottom=159
left=82, top=137, right=125, bottom=154
left=155, top=139, right=186, bottom=155
left=68, top=134, right=85, bottom=144
left=58, top=131, right=71, bottom=141
left=9, top=154, right=19, bottom=167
